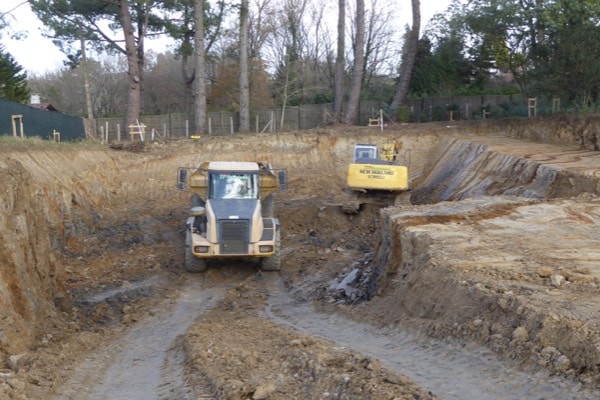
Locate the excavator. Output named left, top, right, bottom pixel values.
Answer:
left=341, top=141, right=410, bottom=214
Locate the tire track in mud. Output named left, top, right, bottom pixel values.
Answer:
left=51, top=277, right=227, bottom=400
left=262, top=275, right=600, bottom=400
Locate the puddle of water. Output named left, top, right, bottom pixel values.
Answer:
left=83, top=275, right=163, bottom=304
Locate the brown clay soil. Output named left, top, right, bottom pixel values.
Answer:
left=2, top=117, right=600, bottom=399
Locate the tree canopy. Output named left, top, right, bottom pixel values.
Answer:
left=10, top=0, right=600, bottom=123
left=0, top=45, right=30, bottom=103
left=419, top=0, right=600, bottom=106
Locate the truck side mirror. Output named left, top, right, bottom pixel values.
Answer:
left=278, top=170, right=287, bottom=191
left=177, top=168, right=188, bottom=190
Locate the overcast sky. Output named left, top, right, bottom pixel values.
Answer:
left=1, top=0, right=453, bottom=75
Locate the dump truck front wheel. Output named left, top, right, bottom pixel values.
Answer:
left=260, top=229, right=281, bottom=271
left=185, top=229, right=207, bottom=272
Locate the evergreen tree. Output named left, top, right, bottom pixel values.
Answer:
left=0, top=46, right=29, bottom=103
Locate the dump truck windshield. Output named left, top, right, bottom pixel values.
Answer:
left=210, top=173, right=258, bottom=199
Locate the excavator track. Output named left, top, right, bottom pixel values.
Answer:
left=342, top=199, right=361, bottom=214
left=339, top=190, right=411, bottom=215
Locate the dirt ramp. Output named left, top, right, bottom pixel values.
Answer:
left=183, top=279, right=437, bottom=400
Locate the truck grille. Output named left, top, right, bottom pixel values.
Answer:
left=219, top=219, right=249, bottom=254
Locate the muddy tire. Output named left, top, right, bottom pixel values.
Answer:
left=185, top=229, right=207, bottom=272
left=260, top=229, right=281, bottom=271
left=191, top=193, right=205, bottom=208
left=262, top=194, right=274, bottom=218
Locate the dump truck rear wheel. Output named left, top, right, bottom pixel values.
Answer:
left=185, top=229, right=207, bottom=272
left=260, top=229, right=281, bottom=271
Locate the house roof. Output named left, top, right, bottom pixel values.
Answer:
left=29, top=102, right=59, bottom=112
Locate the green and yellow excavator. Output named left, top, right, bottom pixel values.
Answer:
left=342, top=141, right=410, bottom=214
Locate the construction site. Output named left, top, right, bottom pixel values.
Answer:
left=1, top=116, right=600, bottom=400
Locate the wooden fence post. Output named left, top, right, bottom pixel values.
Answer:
left=528, top=98, right=537, bottom=117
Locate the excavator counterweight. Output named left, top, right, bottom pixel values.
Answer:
left=342, top=142, right=410, bottom=214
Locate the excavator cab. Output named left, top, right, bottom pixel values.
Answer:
left=353, top=144, right=378, bottom=163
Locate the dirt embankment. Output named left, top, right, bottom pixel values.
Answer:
left=0, top=149, right=118, bottom=357
left=1, top=116, right=600, bottom=398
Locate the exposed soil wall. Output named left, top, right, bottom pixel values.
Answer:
left=0, top=149, right=118, bottom=357
left=411, top=136, right=600, bottom=204
left=465, top=114, right=600, bottom=150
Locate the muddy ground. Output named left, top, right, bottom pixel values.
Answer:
left=1, top=117, right=600, bottom=399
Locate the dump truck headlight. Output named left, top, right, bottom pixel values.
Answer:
left=259, top=245, right=273, bottom=253
left=194, top=246, right=209, bottom=253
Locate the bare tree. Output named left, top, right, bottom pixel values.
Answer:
left=333, top=0, right=345, bottom=122
left=89, top=56, right=129, bottom=117
left=144, top=51, right=187, bottom=114
left=390, top=0, right=420, bottom=114
left=239, top=0, right=250, bottom=132
left=248, top=0, right=277, bottom=58
left=344, top=0, right=365, bottom=124
left=193, top=0, right=207, bottom=134
left=264, top=0, right=309, bottom=127
left=29, top=0, right=165, bottom=129
left=29, top=54, right=129, bottom=118
left=160, top=1, right=229, bottom=117
left=363, top=0, right=401, bottom=84
left=79, top=34, right=94, bottom=122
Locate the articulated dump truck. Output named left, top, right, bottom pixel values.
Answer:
left=342, top=142, right=410, bottom=214
left=177, top=161, right=287, bottom=272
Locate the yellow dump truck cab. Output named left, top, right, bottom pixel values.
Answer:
left=177, top=161, right=286, bottom=272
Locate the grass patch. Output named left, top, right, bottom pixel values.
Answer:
left=0, top=136, right=103, bottom=151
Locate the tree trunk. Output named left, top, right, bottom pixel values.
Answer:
left=79, top=34, right=94, bottom=122
left=181, top=5, right=194, bottom=117
left=333, top=0, right=345, bottom=123
left=118, top=0, right=141, bottom=130
left=182, top=52, right=193, bottom=117
left=193, top=0, right=207, bottom=135
left=343, top=0, right=365, bottom=125
left=239, top=0, right=250, bottom=132
left=390, top=0, right=420, bottom=114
